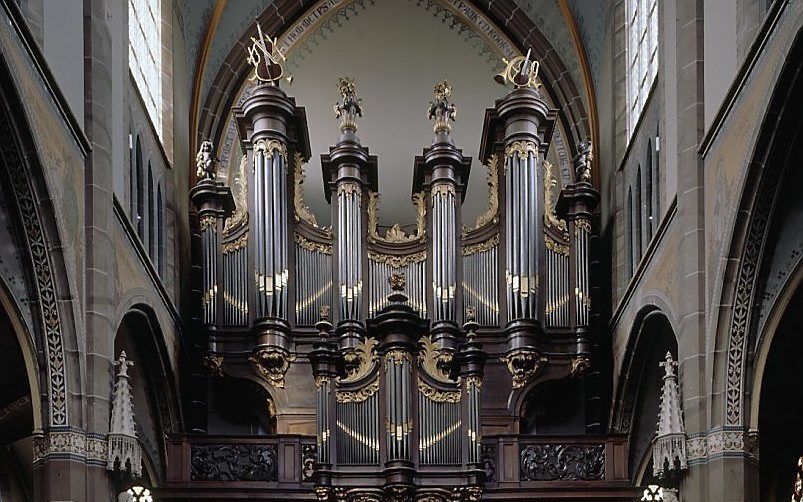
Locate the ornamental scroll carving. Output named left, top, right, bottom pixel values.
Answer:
left=520, top=443, right=605, bottom=481
left=224, top=154, right=248, bottom=234
left=464, top=154, right=499, bottom=233
left=341, top=337, right=379, bottom=384
left=544, top=160, right=568, bottom=236
left=294, top=151, right=330, bottom=234
left=367, top=249, right=426, bottom=268
left=249, top=347, right=296, bottom=389
left=190, top=444, right=278, bottom=481
left=336, top=379, right=379, bottom=403
left=368, top=191, right=426, bottom=244
left=419, top=336, right=458, bottom=385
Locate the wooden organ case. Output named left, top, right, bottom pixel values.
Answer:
left=174, top=54, right=638, bottom=502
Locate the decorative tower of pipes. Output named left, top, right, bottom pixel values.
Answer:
left=457, top=306, right=488, bottom=490
left=413, top=81, right=471, bottom=353
left=321, top=77, right=378, bottom=355
left=557, top=140, right=599, bottom=369
left=190, top=140, right=235, bottom=370
left=367, top=274, right=428, bottom=497
left=107, top=351, right=142, bottom=477
left=492, top=53, right=556, bottom=390
left=234, top=24, right=309, bottom=389
left=652, top=352, right=688, bottom=478
left=308, top=305, right=341, bottom=488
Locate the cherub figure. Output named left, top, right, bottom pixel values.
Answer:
left=575, top=140, right=593, bottom=183
left=196, top=140, right=217, bottom=181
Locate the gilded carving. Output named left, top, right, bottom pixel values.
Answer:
left=575, top=218, right=591, bottom=232
left=494, top=52, right=540, bottom=90
left=544, top=160, right=568, bottom=235
left=341, top=337, right=379, bottom=384
left=367, top=249, right=427, bottom=268
left=545, top=235, right=570, bottom=256
left=570, top=356, right=590, bottom=379
left=246, top=22, right=293, bottom=85
left=575, top=140, right=593, bottom=183
left=367, top=191, right=426, bottom=244
left=431, top=183, right=455, bottom=199
left=224, top=154, right=249, bottom=234
left=249, top=347, right=296, bottom=389
left=418, top=380, right=461, bottom=403
left=337, top=181, right=362, bottom=197
left=203, top=354, right=225, bottom=378
left=428, top=80, right=457, bottom=134
left=334, top=77, right=362, bottom=132
left=223, top=233, right=248, bottom=253
left=465, top=154, right=499, bottom=232
left=419, top=336, right=457, bottom=385
left=501, top=348, right=546, bottom=389
left=505, top=140, right=537, bottom=159
left=294, top=151, right=329, bottom=233
left=384, top=349, right=413, bottom=367
left=336, top=379, right=379, bottom=403
left=294, top=233, right=333, bottom=254
left=254, top=138, right=287, bottom=159
left=199, top=215, right=217, bottom=231
left=462, top=234, right=499, bottom=256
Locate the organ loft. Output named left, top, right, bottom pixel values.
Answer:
left=3, top=0, right=800, bottom=501
left=180, top=30, right=629, bottom=501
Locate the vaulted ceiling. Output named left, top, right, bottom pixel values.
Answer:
left=181, top=0, right=611, bottom=224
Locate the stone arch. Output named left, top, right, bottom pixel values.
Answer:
left=193, top=0, right=593, bottom=187
left=712, top=25, right=803, bottom=429
left=113, top=305, right=182, bottom=482
left=0, top=54, right=81, bottom=430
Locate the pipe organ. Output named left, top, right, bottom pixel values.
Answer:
left=190, top=47, right=601, bottom=501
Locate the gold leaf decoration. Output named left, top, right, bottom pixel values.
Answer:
left=224, top=154, right=249, bottom=234
left=367, top=191, right=426, bottom=244
left=543, top=160, right=568, bottom=236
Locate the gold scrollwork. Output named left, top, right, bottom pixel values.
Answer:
left=465, top=154, right=499, bottom=233
left=337, top=181, right=362, bottom=197
left=254, top=138, right=287, bottom=159
left=367, top=191, right=426, bottom=244
left=341, top=337, right=379, bottom=384
left=384, top=349, right=412, bottom=367
left=570, top=356, right=591, bottom=379
left=462, top=234, right=499, bottom=256
left=431, top=183, right=455, bottom=199
left=418, top=379, right=461, bottom=403
left=294, top=232, right=332, bottom=254
left=465, top=376, right=482, bottom=392
left=505, top=140, right=537, bottom=159
left=294, top=152, right=330, bottom=234
left=544, top=160, right=568, bottom=235
left=200, top=215, right=217, bottom=231
left=575, top=218, right=591, bottom=233
left=223, top=233, right=248, bottom=254
left=419, top=336, right=458, bottom=385
left=367, top=249, right=426, bottom=269
left=336, top=379, right=379, bottom=403
left=203, top=354, right=225, bottom=378
left=224, top=154, right=249, bottom=234
left=545, top=235, right=570, bottom=256
left=249, top=347, right=296, bottom=389
left=501, top=348, right=546, bottom=390
left=315, top=375, right=331, bottom=390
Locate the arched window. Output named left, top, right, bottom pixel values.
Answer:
left=129, top=0, right=162, bottom=138
left=627, top=187, right=634, bottom=277
left=654, top=125, right=660, bottom=219
left=135, top=137, right=145, bottom=240
left=147, top=164, right=155, bottom=258
left=635, top=166, right=643, bottom=259
left=646, top=140, right=653, bottom=240
left=157, top=183, right=165, bottom=276
left=625, top=0, right=658, bottom=138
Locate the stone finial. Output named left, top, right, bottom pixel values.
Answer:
left=334, top=77, right=363, bottom=132
left=107, top=351, right=142, bottom=477
left=196, top=140, right=217, bottom=181
left=428, top=80, right=457, bottom=135
left=652, top=352, right=688, bottom=478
